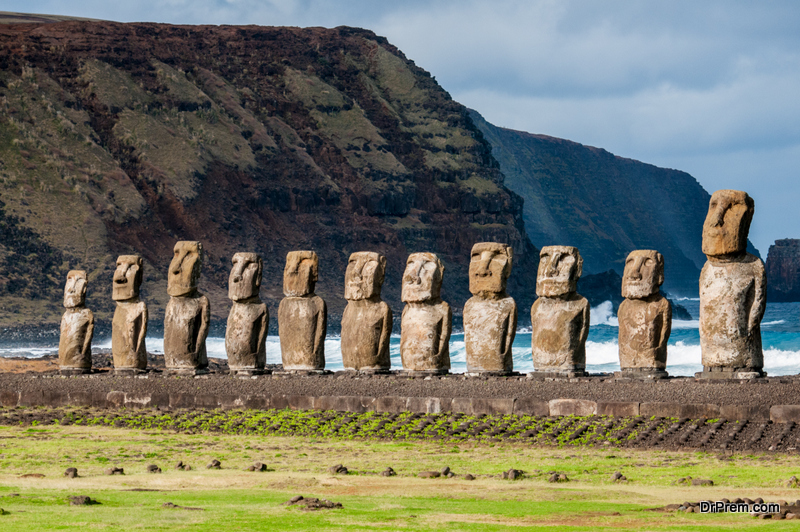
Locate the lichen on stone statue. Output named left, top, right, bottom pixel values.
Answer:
left=112, top=255, right=148, bottom=373
left=699, top=189, right=766, bottom=379
left=530, top=246, right=589, bottom=377
left=58, top=270, right=94, bottom=374
left=400, top=252, right=452, bottom=374
left=463, top=242, right=517, bottom=375
left=163, top=241, right=210, bottom=374
left=340, top=252, right=392, bottom=372
left=225, top=252, right=268, bottom=375
left=617, top=250, right=671, bottom=379
left=278, top=251, right=327, bottom=372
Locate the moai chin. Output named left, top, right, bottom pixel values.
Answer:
left=58, top=270, right=94, bottom=374
left=530, top=246, right=589, bottom=377
left=278, top=251, right=327, bottom=372
left=699, top=190, right=766, bottom=378
left=163, top=241, right=210, bottom=374
left=463, top=243, right=517, bottom=375
left=225, top=253, right=268, bottom=375
left=111, top=255, right=148, bottom=373
left=617, top=250, right=671, bottom=379
left=400, top=252, right=452, bottom=374
left=341, top=251, right=392, bottom=372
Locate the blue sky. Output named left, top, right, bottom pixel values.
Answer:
left=6, top=1, right=800, bottom=255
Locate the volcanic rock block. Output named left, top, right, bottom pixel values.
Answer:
left=111, top=255, right=148, bottom=373
left=400, top=252, right=452, bottom=374
left=341, top=252, right=392, bottom=372
left=617, top=250, right=671, bottom=379
left=463, top=243, right=517, bottom=375
left=164, top=241, right=210, bottom=374
left=699, top=190, right=766, bottom=378
left=278, top=251, right=327, bottom=372
left=530, top=246, right=589, bottom=377
left=225, top=253, right=268, bottom=375
left=58, top=270, right=94, bottom=375
left=766, top=239, right=800, bottom=302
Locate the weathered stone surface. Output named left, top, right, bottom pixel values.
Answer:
left=639, top=402, right=681, bottom=418
left=513, top=397, right=550, bottom=416
left=771, top=405, right=800, bottom=423
left=111, top=255, right=148, bottom=371
left=341, top=252, right=392, bottom=371
left=464, top=243, right=517, bottom=374
left=279, top=251, right=326, bottom=371
left=699, top=190, right=765, bottom=374
left=225, top=253, right=268, bottom=373
left=548, top=398, right=596, bottom=416
left=766, top=239, right=800, bottom=302
left=597, top=402, right=640, bottom=417
left=400, top=252, right=452, bottom=373
left=720, top=404, right=769, bottom=421
left=58, top=270, right=94, bottom=371
left=164, top=242, right=209, bottom=371
left=531, top=246, right=589, bottom=374
left=618, top=250, right=671, bottom=373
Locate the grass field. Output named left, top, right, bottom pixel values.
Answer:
left=0, top=411, right=798, bottom=530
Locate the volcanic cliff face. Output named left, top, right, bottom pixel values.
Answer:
left=0, top=21, right=537, bottom=332
left=766, top=239, right=800, bottom=302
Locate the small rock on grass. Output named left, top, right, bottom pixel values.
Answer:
left=611, top=471, right=627, bottom=482
left=502, top=469, right=523, bottom=480
left=163, top=502, right=204, bottom=511
left=175, top=461, right=192, bottom=471
left=464, top=474, right=475, bottom=481
left=328, top=464, right=348, bottom=475
left=146, top=464, right=161, bottom=474
left=787, top=476, right=798, bottom=487
left=418, top=471, right=441, bottom=479
left=380, top=467, right=396, bottom=477
left=69, top=495, right=99, bottom=506
left=64, top=468, right=78, bottom=479
left=206, top=459, right=221, bottom=470
left=691, top=479, right=713, bottom=486
left=248, top=463, right=267, bottom=472
left=440, top=466, right=450, bottom=476
left=286, top=496, right=342, bottom=511
left=105, top=467, right=124, bottom=475
left=18, top=474, right=44, bottom=478
left=548, top=473, right=569, bottom=483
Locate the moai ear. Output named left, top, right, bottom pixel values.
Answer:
left=378, top=254, right=387, bottom=277
left=574, top=250, right=583, bottom=279
left=256, top=257, right=263, bottom=288
left=656, top=252, right=665, bottom=287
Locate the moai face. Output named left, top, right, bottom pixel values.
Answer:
left=402, top=252, right=444, bottom=303
left=702, top=189, right=754, bottom=257
left=622, top=250, right=664, bottom=299
left=167, top=241, right=203, bottom=297
left=344, top=252, right=386, bottom=301
left=536, top=246, right=582, bottom=298
left=112, top=255, right=143, bottom=301
left=468, top=243, right=513, bottom=297
left=283, top=251, right=318, bottom=297
left=228, top=252, right=262, bottom=301
left=63, top=270, right=88, bottom=308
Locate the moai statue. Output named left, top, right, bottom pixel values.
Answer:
left=530, top=246, right=590, bottom=377
left=111, top=255, right=148, bottom=373
left=463, top=243, right=517, bottom=375
left=278, top=251, right=327, bottom=372
left=617, top=250, right=671, bottom=379
left=225, top=253, right=268, bottom=376
left=340, top=252, right=392, bottom=372
left=163, top=241, right=210, bottom=374
left=58, top=270, right=94, bottom=375
left=699, top=190, right=766, bottom=379
left=400, top=252, right=452, bottom=374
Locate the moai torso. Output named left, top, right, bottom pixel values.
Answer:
left=112, top=255, right=148, bottom=370
left=463, top=243, right=517, bottom=374
left=341, top=252, right=392, bottom=371
left=699, top=190, right=766, bottom=371
left=400, top=252, right=452, bottom=373
left=163, top=241, right=210, bottom=370
left=225, top=253, right=268, bottom=371
left=618, top=250, right=671, bottom=371
left=278, top=251, right=327, bottom=371
left=59, top=270, right=94, bottom=370
left=531, top=246, right=589, bottom=373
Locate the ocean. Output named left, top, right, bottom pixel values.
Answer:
left=3, top=300, right=799, bottom=376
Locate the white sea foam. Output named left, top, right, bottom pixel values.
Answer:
left=590, top=301, right=618, bottom=327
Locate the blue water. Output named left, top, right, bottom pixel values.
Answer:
left=6, top=301, right=800, bottom=376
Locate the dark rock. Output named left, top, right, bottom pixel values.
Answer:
left=104, top=467, right=124, bottom=475
left=64, top=467, right=78, bottom=478
left=286, top=496, right=342, bottom=510
left=207, top=459, right=221, bottom=470
left=418, top=471, right=441, bottom=479
left=163, top=502, right=204, bottom=511
left=380, top=467, right=396, bottom=477
left=69, top=495, right=98, bottom=506
left=464, top=474, right=475, bottom=481
left=440, top=466, right=450, bottom=476
left=248, top=462, right=267, bottom=472
left=690, top=479, right=713, bottom=486
left=146, top=464, right=161, bottom=474
left=328, top=464, right=348, bottom=475
left=766, top=239, right=800, bottom=302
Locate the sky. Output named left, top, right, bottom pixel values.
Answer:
left=6, top=0, right=800, bottom=255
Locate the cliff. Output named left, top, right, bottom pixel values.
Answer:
left=766, top=239, right=800, bottom=302
left=0, top=20, right=537, bottom=333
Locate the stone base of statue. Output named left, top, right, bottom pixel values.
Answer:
left=465, top=371, right=520, bottom=377
left=527, top=369, right=588, bottom=379
left=229, top=368, right=269, bottom=377
left=113, top=368, right=148, bottom=376
left=399, top=369, right=449, bottom=377
left=695, top=366, right=766, bottom=380
left=59, top=367, right=92, bottom=376
left=615, top=368, right=669, bottom=380
left=164, top=368, right=210, bottom=376
left=273, top=369, right=331, bottom=376
left=354, top=368, right=392, bottom=375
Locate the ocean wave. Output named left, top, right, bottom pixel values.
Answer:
left=763, top=320, right=786, bottom=326
left=590, top=301, right=618, bottom=327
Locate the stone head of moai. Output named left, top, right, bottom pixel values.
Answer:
left=283, top=251, right=318, bottom=297
left=622, top=250, right=664, bottom=300
left=468, top=243, right=513, bottom=298
left=702, top=189, right=754, bottom=258
left=228, top=252, right=262, bottom=301
left=63, top=270, right=88, bottom=308
left=167, top=241, right=203, bottom=297
left=402, top=252, right=444, bottom=303
left=344, top=251, right=386, bottom=301
left=112, top=255, right=143, bottom=302
left=536, top=245, right=582, bottom=298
